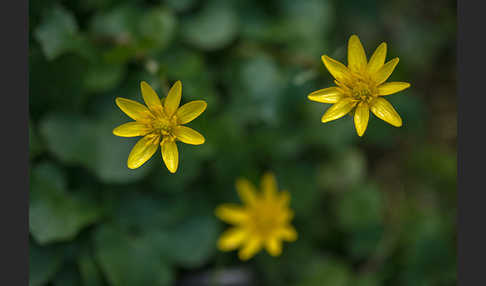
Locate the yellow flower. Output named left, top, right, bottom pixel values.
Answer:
left=113, top=80, right=207, bottom=173
left=308, top=34, right=411, bottom=136
left=215, top=172, right=297, bottom=261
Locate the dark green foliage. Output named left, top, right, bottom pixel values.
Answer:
left=29, top=0, right=456, bottom=285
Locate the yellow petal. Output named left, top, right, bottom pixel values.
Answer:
left=261, top=172, right=278, bottom=200
left=265, top=238, right=282, bottom=257
left=307, top=87, right=344, bottom=103
left=367, top=42, right=387, bottom=74
left=321, top=98, right=357, bottom=123
left=370, top=97, right=402, bottom=127
left=214, top=204, right=248, bottom=224
left=372, top=57, right=399, bottom=85
left=113, top=122, right=152, bottom=137
left=161, top=138, right=179, bottom=173
left=217, top=227, right=247, bottom=251
left=238, top=238, right=262, bottom=261
left=127, top=134, right=160, bottom=169
left=235, top=178, right=258, bottom=206
left=176, top=100, right=207, bottom=124
left=281, top=209, right=294, bottom=222
left=321, top=55, right=351, bottom=84
left=347, top=34, right=367, bottom=71
left=173, top=126, right=205, bottom=145
left=279, top=225, right=298, bottom=242
left=115, top=97, right=154, bottom=122
left=377, top=82, right=411, bottom=96
left=140, top=81, right=163, bottom=115
left=164, top=80, right=182, bottom=118
left=354, top=101, right=370, bottom=137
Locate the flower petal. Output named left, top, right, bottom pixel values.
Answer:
left=367, top=42, right=387, bottom=74
left=354, top=101, right=370, bottom=137
left=377, top=82, right=411, bottom=96
left=140, top=81, right=163, bottom=115
left=127, top=134, right=160, bottom=169
left=176, top=100, right=207, bottom=124
left=265, top=238, right=282, bottom=257
left=261, top=172, right=278, bottom=200
left=321, top=55, right=351, bottom=84
left=113, top=122, right=152, bottom=137
left=321, top=98, right=357, bottom=123
left=217, top=227, right=247, bottom=251
left=235, top=178, right=258, bottom=206
left=281, top=209, right=294, bottom=222
left=115, top=97, right=154, bottom=122
left=370, top=97, right=402, bottom=127
left=215, top=204, right=248, bottom=224
left=173, top=126, right=205, bottom=145
left=307, top=87, right=344, bottom=103
left=164, top=80, right=182, bottom=118
left=279, top=225, right=298, bottom=242
left=161, top=138, right=179, bottom=173
left=347, top=34, right=367, bottom=71
left=238, top=238, right=262, bottom=261
left=372, top=57, right=399, bottom=85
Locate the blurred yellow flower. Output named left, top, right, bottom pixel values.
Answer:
left=113, top=81, right=207, bottom=173
left=215, top=172, right=297, bottom=261
left=308, top=34, right=410, bottom=136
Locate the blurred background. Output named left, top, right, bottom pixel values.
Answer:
left=29, top=0, right=456, bottom=285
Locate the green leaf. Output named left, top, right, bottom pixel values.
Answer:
left=304, top=107, right=359, bottom=149
left=296, top=257, right=351, bottom=286
left=334, top=183, right=383, bottom=231
left=52, top=264, right=82, bottom=286
left=235, top=54, right=284, bottom=125
left=353, top=273, right=381, bottom=286
left=91, top=112, right=155, bottom=183
left=333, top=183, right=385, bottom=259
left=181, top=0, right=238, bottom=50
left=165, top=0, right=198, bottom=12
left=275, top=165, right=319, bottom=220
left=83, top=62, right=126, bottom=93
left=150, top=145, right=204, bottom=193
left=160, top=215, right=219, bottom=267
left=347, top=224, right=384, bottom=260
left=78, top=252, right=103, bottom=286
left=77, top=0, right=117, bottom=12
left=29, top=243, right=64, bottom=286
left=103, top=191, right=217, bottom=268
left=29, top=162, right=102, bottom=244
left=136, top=7, right=177, bottom=54
left=318, top=148, right=367, bottom=191
left=29, top=52, right=92, bottom=116
left=39, top=113, right=96, bottom=166
left=89, top=4, right=141, bottom=63
left=157, top=47, right=206, bottom=79
left=34, top=5, right=84, bottom=60
left=94, top=224, right=174, bottom=286
left=110, top=192, right=190, bottom=231
left=387, top=91, right=426, bottom=135
left=39, top=111, right=154, bottom=183
left=399, top=215, right=456, bottom=285
left=89, top=4, right=140, bottom=39
left=240, top=0, right=333, bottom=52
left=407, top=144, right=457, bottom=188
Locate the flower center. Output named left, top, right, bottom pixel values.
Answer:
left=249, top=204, right=281, bottom=238
left=350, top=79, right=376, bottom=102
left=151, top=115, right=178, bottom=138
